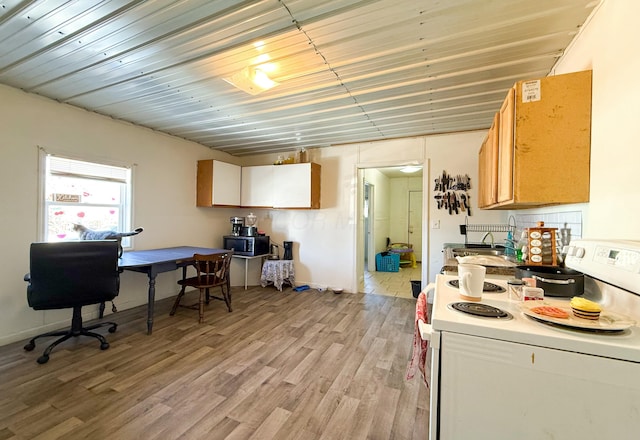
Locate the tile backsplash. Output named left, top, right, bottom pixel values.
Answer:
left=514, top=211, right=582, bottom=247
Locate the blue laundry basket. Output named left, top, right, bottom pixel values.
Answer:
left=376, top=252, right=400, bottom=272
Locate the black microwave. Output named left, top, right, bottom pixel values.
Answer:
left=223, top=235, right=270, bottom=256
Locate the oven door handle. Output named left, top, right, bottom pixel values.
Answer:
left=418, top=282, right=436, bottom=341
left=532, top=275, right=575, bottom=285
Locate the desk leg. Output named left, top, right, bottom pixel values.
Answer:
left=244, top=258, right=249, bottom=290
left=146, top=272, right=157, bottom=335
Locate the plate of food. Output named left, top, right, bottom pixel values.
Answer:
left=519, top=299, right=636, bottom=332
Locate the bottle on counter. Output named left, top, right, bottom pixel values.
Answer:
left=504, top=231, right=516, bottom=257
left=516, top=231, right=528, bottom=263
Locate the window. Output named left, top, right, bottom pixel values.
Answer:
left=41, top=153, right=133, bottom=248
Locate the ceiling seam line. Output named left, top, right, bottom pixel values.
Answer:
left=277, top=0, right=385, bottom=138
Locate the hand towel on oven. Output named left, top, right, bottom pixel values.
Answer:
left=406, top=290, right=430, bottom=388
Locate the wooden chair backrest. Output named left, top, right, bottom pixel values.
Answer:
left=192, top=251, right=233, bottom=284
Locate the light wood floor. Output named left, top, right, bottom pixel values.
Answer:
left=0, top=286, right=429, bottom=440
left=364, top=263, right=422, bottom=299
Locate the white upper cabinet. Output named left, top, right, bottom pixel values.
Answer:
left=198, top=161, right=321, bottom=209
left=196, top=160, right=241, bottom=207
left=272, top=163, right=321, bottom=209
left=241, top=165, right=274, bottom=208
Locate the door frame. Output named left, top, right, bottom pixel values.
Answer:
left=408, top=189, right=423, bottom=262
left=354, top=161, right=429, bottom=294
left=364, top=182, right=376, bottom=272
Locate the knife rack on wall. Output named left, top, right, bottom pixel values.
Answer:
left=433, top=169, right=472, bottom=215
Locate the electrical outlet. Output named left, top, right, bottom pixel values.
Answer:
left=432, top=220, right=440, bottom=229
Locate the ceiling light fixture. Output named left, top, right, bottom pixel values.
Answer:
left=224, top=65, right=278, bottom=95
left=400, top=166, right=421, bottom=173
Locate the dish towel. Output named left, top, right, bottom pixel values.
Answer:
left=406, top=290, right=430, bottom=389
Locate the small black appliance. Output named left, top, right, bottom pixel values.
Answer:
left=283, top=241, right=293, bottom=260
left=223, top=235, right=269, bottom=256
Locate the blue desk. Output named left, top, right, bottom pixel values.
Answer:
left=119, top=246, right=226, bottom=334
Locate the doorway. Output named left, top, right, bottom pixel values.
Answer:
left=359, top=166, right=425, bottom=298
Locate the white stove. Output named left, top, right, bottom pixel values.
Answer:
left=425, top=239, right=640, bottom=440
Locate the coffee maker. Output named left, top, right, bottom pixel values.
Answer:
left=230, top=217, right=244, bottom=236
left=283, top=241, right=293, bottom=260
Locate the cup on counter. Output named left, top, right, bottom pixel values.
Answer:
left=507, top=279, right=525, bottom=302
left=458, top=263, right=486, bottom=302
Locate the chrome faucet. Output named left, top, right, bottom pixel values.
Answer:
left=481, top=232, right=495, bottom=247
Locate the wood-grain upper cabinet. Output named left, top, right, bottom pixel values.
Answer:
left=240, top=165, right=274, bottom=208
left=196, top=160, right=241, bottom=207
left=478, top=113, right=499, bottom=208
left=273, top=163, right=321, bottom=209
left=479, top=70, right=592, bottom=209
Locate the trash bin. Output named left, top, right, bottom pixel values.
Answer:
left=411, top=280, right=422, bottom=298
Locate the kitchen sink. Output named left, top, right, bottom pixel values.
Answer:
left=452, top=247, right=506, bottom=257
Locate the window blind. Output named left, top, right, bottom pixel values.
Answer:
left=48, top=155, right=129, bottom=183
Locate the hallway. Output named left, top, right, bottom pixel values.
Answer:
left=363, top=263, right=422, bottom=299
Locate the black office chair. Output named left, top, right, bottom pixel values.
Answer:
left=24, top=240, right=120, bottom=364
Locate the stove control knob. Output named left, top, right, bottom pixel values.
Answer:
left=566, top=246, right=576, bottom=256
left=575, top=247, right=586, bottom=258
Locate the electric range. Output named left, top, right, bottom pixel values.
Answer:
left=425, top=239, right=640, bottom=440
left=431, top=273, right=640, bottom=362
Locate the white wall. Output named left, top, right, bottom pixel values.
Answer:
left=0, top=85, right=241, bottom=346
left=515, top=0, right=640, bottom=240
left=241, top=137, right=429, bottom=291
left=425, top=131, right=507, bottom=279
left=242, top=135, right=502, bottom=287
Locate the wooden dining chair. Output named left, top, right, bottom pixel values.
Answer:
left=170, top=251, right=233, bottom=323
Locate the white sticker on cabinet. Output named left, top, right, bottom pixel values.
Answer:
left=522, top=79, right=541, bottom=103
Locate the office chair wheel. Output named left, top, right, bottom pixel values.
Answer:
left=100, top=342, right=110, bottom=350
left=108, top=324, right=117, bottom=333
left=37, top=355, right=49, bottom=364
left=24, top=342, right=36, bottom=352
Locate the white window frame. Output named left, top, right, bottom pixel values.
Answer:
left=38, top=148, right=135, bottom=249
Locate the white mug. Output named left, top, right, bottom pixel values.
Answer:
left=458, top=264, right=486, bottom=301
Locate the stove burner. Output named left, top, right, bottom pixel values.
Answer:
left=447, top=279, right=506, bottom=293
left=449, top=302, right=513, bottom=320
